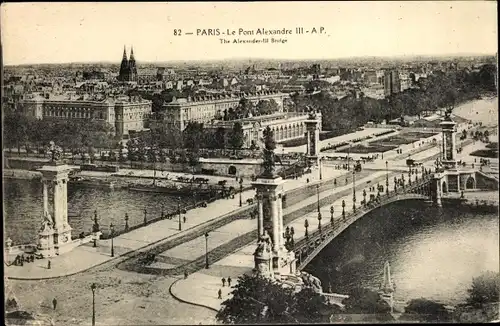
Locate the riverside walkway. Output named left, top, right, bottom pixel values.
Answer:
left=4, top=161, right=348, bottom=280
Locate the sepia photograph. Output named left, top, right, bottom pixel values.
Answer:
left=1, top=1, right=499, bottom=325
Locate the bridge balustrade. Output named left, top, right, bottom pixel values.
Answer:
left=293, top=177, right=431, bottom=268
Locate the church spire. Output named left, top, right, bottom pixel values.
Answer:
left=122, top=45, right=128, bottom=60
left=130, top=46, right=135, bottom=61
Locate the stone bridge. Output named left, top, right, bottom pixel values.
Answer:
left=294, top=176, right=433, bottom=270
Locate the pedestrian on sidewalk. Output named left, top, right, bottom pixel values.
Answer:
left=52, top=298, right=57, bottom=310
left=218, top=289, right=222, bottom=299
left=183, top=215, right=186, bottom=224
left=47, top=260, right=51, bottom=269
left=221, top=277, right=226, bottom=287
left=227, top=277, right=232, bottom=287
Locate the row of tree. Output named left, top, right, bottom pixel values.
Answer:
left=3, top=112, right=116, bottom=155
left=290, top=64, right=497, bottom=137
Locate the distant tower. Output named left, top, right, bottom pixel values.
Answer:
left=128, top=46, right=138, bottom=82
left=119, top=45, right=130, bottom=81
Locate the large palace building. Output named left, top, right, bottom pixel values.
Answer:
left=118, top=46, right=138, bottom=82
left=19, top=94, right=151, bottom=137
left=156, top=91, right=288, bottom=130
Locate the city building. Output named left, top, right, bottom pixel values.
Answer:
left=203, top=111, right=322, bottom=148
left=157, top=91, right=288, bottom=130
left=118, top=46, right=138, bottom=82
left=383, top=70, right=411, bottom=96
left=19, top=94, right=151, bottom=137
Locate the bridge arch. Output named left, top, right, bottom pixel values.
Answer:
left=465, top=176, right=476, bottom=190
left=295, top=193, right=429, bottom=270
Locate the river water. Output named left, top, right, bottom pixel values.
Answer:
left=4, top=179, right=499, bottom=305
left=4, top=179, right=189, bottom=245
left=304, top=200, right=499, bottom=306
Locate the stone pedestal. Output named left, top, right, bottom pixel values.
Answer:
left=37, top=216, right=57, bottom=257
left=253, top=237, right=274, bottom=279
left=305, top=117, right=320, bottom=167
left=432, top=172, right=444, bottom=207
left=37, top=163, right=75, bottom=256
left=252, top=176, right=296, bottom=278
left=440, top=119, right=458, bottom=170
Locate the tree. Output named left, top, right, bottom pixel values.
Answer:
left=214, top=127, right=226, bottom=149
left=229, top=122, right=244, bottom=149
left=216, top=274, right=340, bottom=325
left=466, top=271, right=500, bottom=307
left=400, top=298, right=452, bottom=323
left=216, top=274, right=296, bottom=324
left=339, top=287, right=393, bottom=322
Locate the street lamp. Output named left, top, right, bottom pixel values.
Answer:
left=143, top=208, right=147, bottom=225
left=352, top=171, right=356, bottom=212
left=178, top=197, right=182, bottom=231
left=92, top=210, right=99, bottom=248
left=110, top=223, right=114, bottom=257
left=385, top=161, right=389, bottom=196
left=363, top=189, right=367, bottom=206
left=239, top=178, right=243, bottom=207
left=341, top=200, right=346, bottom=221
left=90, top=283, right=96, bottom=326
left=304, top=219, right=309, bottom=238
left=319, top=157, right=323, bottom=180
left=124, top=213, right=129, bottom=231
left=330, top=205, right=334, bottom=226
left=205, top=232, right=210, bottom=269
left=316, top=184, right=321, bottom=215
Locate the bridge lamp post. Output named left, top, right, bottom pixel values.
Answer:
left=330, top=205, right=334, bottom=226
left=204, top=232, right=210, bottom=269
left=304, top=219, right=309, bottom=238
left=352, top=171, right=356, bottom=212
left=401, top=174, right=405, bottom=188
left=341, top=200, right=346, bottom=221
left=124, top=213, right=129, bottom=231
left=110, top=223, right=115, bottom=257
left=143, top=208, right=147, bottom=225
left=363, top=189, right=367, bottom=206
left=239, top=178, right=243, bottom=207
left=385, top=161, right=389, bottom=196
left=90, top=283, right=96, bottom=326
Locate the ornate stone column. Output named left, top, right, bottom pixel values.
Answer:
left=257, top=194, right=264, bottom=238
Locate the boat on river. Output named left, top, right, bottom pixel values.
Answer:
left=128, top=182, right=225, bottom=197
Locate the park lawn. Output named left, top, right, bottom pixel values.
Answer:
left=470, top=149, right=498, bottom=158
left=336, top=144, right=398, bottom=154
left=400, top=131, right=439, bottom=139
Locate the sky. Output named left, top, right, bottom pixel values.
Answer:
left=1, top=1, right=498, bottom=65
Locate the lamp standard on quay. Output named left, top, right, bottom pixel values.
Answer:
left=205, top=232, right=210, bottom=269
left=239, top=178, right=243, bottom=207
left=319, top=157, right=323, bottom=180
left=178, top=197, right=182, bottom=231
left=92, top=210, right=99, bottom=247
left=109, top=223, right=115, bottom=257
left=386, top=161, right=389, bottom=196
left=352, top=171, right=356, bottom=212
left=90, top=283, right=96, bottom=326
